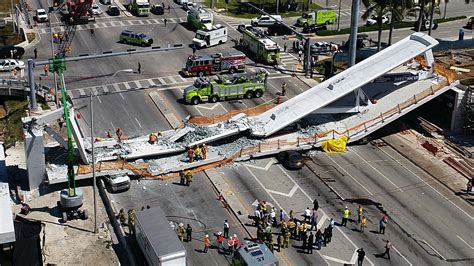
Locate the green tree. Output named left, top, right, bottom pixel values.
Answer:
left=387, top=0, right=412, bottom=46
left=408, top=0, right=440, bottom=32
left=362, top=0, right=392, bottom=51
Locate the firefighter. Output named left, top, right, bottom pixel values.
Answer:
left=107, top=128, right=113, bottom=138
left=148, top=133, right=157, bottom=144
left=284, top=230, right=291, bottom=248
left=202, top=144, right=207, bottom=160
left=116, top=128, right=123, bottom=142
left=194, top=145, right=202, bottom=161
left=118, top=208, right=126, bottom=225
left=179, top=171, right=186, bottom=185
left=185, top=170, right=193, bottom=186
left=177, top=223, right=185, bottom=242
left=186, top=224, right=192, bottom=242
left=187, top=147, right=194, bottom=163
left=277, top=233, right=283, bottom=252
left=128, top=208, right=136, bottom=235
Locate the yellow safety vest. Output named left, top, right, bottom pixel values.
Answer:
left=343, top=209, right=350, bottom=219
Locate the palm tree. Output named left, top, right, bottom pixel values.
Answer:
left=408, top=0, right=440, bottom=32
left=362, top=0, right=392, bottom=51
left=387, top=0, right=412, bottom=46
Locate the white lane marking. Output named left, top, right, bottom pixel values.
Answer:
left=168, top=76, right=177, bottom=84
left=457, top=235, right=474, bottom=249
left=245, top=158, right=275, bottom=171
left=218, top=102, right=229, bottom=113
left=324, top=153, right=375, bottom=196
left=266, top=185, right=298, bottom=198
left=420, top=239, right=447, bottom=261
left=134, top=80, right=141, bottom=89
left=123, top=82, right=131, bottom=90
left=110, top=121, right=115, bottom=131
left=351, top=148, right=404, bottom=192
left=134, top=117, right=142, bottom=128
left=378, top=147, right=473, bottom=220
left=158, top=77, right=166, bottom=84
left=195, top=103, right=220, bottom=110
left=96, top=96, right=102, bottom=104
left=148, top=79, right=156, bottom=86
left=119, top=93, right=125, bottom=100
left=392, top=245, right=413, bottom=266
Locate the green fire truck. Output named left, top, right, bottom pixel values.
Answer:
left=183, top=71, right=267, bottom=105
left=297, top=9, right=337, bottom=27
left=241, top=26, right=281, bottom=65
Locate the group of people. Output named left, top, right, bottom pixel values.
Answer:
left=118, top=208, right=136, bottom=235
left=341, top=205, right=389, bottom=235
left=107, top=128, right=124, bottom=142
left=187, top=144, right=207, bottom=162
left=179, top=170, right=193, bottom=186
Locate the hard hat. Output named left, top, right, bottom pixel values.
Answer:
left=218, top=232, right=222, bottom=235
left=179, top=223, right=184, bottom=227
left=233, top=234, right=237, bottom=237
left=205, top=234, right=209, bottom=238
left=345, top=206, right=348, bottom=209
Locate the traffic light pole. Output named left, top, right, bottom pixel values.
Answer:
left=28, top=44, right=184, bottom=111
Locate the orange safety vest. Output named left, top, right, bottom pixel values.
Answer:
left=234, top=237, right=239, bottom=247
left=204, top=238, right=210, bottom=247
left=228, top=239, right=234, bottom=248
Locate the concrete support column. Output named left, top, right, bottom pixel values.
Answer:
left=27, top=59, right=37, bottom=111
left=348, top=0, right=360, bottom=67
left=23, top=127, right=45, bottom=190
left=450, top=86, right=466, bottom=132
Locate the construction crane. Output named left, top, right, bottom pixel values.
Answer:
left=51, top=0, right=93, bottom=222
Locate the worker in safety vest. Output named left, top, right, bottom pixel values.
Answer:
left=217, top=232, right=224, bottom=251
left=128, top=208, right=136, bottom=234
left=202, top=144, right=207, bottom=160
left=194, top=145, right=202, bottom=161
left=284, top=231, right=291, bottom=248
left=227, top=236, right=235, bottom=256
left=341, top=206, right=350, bottom=227
left=357, top=205, right=363, bottom=224
left=360, top=216, right=367, bottom=233
left=118, top=208, right=126, bottom=225
left=233, top=234, right=239, bottom=250
left=179, top=171, right=185, bottom=185
left=203, top=235, right=210, bottom=253
left=177, top=223, right=185, bottom=242
left=185, top=170, right=193, bottom=186
left=187, top=147, right=194, bottom=163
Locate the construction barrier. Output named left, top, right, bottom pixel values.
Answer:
left=188, top=101, right=274, bottom=125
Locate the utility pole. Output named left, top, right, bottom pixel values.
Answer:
left=348, top=0, right=360, bottom=66
left=10, top=0, right=15, bottom=33
left=49, top=11, right=59, bottom=107
left=337, top=0, right=342, bottom=31
left=90, top=94, right=97, bottom=234
left=276, top=0, right=279, bottom=14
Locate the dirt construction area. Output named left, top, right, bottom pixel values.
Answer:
left=5, top=144, right=119, bottom=265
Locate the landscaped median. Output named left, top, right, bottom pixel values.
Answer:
left=317, top=16, right=467, bottom=36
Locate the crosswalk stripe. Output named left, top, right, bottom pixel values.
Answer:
left=168, top=76, right=177, bottom=84
left=148, top=79, right=156, bottom=86
left=152, top=19, right=160, bottom=24
left=133, top=80, right=141, bottom=88
left=158, top=77, right=166, bottom=85
left=123, top=82, right=131, bottom=90
left=113, top=83, right=121, bottom=92
left=79, top=88, right=85, bottom=96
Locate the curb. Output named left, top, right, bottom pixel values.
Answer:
left=97, top=178, right=137, bottom=266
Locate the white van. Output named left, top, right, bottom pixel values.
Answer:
left=251, top=15, right=282, bottom=27
left=193, top=24, right=227, bottom=48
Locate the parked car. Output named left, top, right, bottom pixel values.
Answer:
left=302, top=24, right=327, bottom=33
left=120, top=30, right=153, bottom=46
left=466, top=17, right=474, bottom=29
left=310, top=41, right=339, bottom=55
left=0, top=59, right=25, bottom=71
left=151, top=5, right=164, bottom=15
left=415, top=19, right=438, bottom=31
left=100, top=0, right=111, bottom=4
left=0, top=46, right=25, bottom=59
left=183, top=2, right=196, bottom=10
left=365, top=15, right=389, bottom=26
left=107, top=5, right=120, bottom=16
left=237, top=24, right=252, bottom=33
left=277, top=150, right=304, bottom=170
left=266, top=23, right=296, bottom=36
left=104, top=173, right=131, bottom=192
left=35, top=9, right=49, bottom=22
left=251, top=15, right=282, bottom=27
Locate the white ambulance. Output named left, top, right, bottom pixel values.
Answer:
left=192, top=24, right=227, bottom=48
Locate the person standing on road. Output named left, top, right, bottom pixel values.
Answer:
left=185, top=170, right=193, bottom=186
left=43, top=64, right=48, bottom=76
left=223, top=220, right=230, bottom=238
left=307, top=232, right=314, bottom=254
left=118, top=208, right=126, bottom=225
left=162, top=2, right=164, bottom=9
left=381, top=240, right=391, bottom=259
left=186, top=224, right=192, bottom=242
left=315, top=229, right=323, bottom=250
left=304, top=207, right=311, bottom=223
left=192, top=43, right=197, bottom=55
left=203, top=235, right=210, bottom=253
left=467, top=178, right=473, bottom=195
left=360, top=216, right=367, bottom=233
left=283, top=42, right=287, bottom=52
left=202, top=143, right=207, bottom=160
left=187, top=147, right=194, bottom=162
left=313, top=199, right=319, bottom=211
left=357, top=248, right=365, bottom=265
left=379, top=217, right=386, bottom=234
left=281, top=82, right=287, bottom=96
left=107, top=128, right=113, bottom=138
left=177, top=223, right=185, bottom=242
left=34, top=48, right=38, bottom=59
left=116, top=128, right=123, bottom=142
left=254, top=208, right=261, bottom=226
left=310, top=209, right=318, bottom=231
left=284, top=230, right=291, bottom=248
left=228, top=236, right=235, bottom=256
left=217, top=232, right=224, bottom=252
left=137, top=62, right=141, bottom=74
left=279, top=209, right=285, bottom=225
left=128, top=208, right=136, bottom=235
left=325, top=225, right=332, bottom=244
left=164, top=18, right=167, bottom=27
left=357, top=205, right=363, bottom=224
left=168, top=5, right=170, bottom=13
left=341, top=206, right=350, bottom=227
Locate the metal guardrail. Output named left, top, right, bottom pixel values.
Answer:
left=0, top=79, right=51, bottom=100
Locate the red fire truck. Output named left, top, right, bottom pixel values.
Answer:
left=183, top=51, right=246, bottom=77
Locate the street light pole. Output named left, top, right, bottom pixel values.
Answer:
left=49, top=11, right=59, bottom=107
left=337, top=0, right=342, bottom=31
left=90, top=93, right=97, bottom=234
left=89, top=68, right=133, bottom=234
